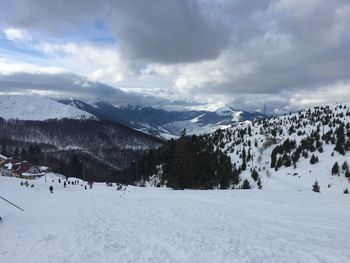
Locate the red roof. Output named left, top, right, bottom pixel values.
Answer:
left=13, top=162, right=34, bottom=174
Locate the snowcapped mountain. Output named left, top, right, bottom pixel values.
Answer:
left=58, top=98, right=266, bottom=139
left=0, top=95, right=95, bottom=121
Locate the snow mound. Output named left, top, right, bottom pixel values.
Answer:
left=0, top=95, right=96, bottom=121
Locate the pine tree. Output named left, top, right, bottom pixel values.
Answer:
left=13, top=147, right=19, bottom=159
left=20, top=148, right=28, bottom=160
left=242, top=179, right=251, bottom=189
left=276, top=157, right=283, bottom=168
left=334, top=125, right=345, bottom=155
left=251, top=169, right=259, bottom=181
left=166, top=136, right=195, bottom=189
left=342, top=161, right=349, bottom=172
left=312, top=180, right=320, bottom=192
left=331, top=162, right=340, bottom=175
left=270, top=150, right=277, bottom=168
left=309, top=154, right=319, bottom=164
left=345, top=169, right=350, bottom=179
left=242, top=148, right=246, bottom=162
left=1, top=143, right=8, bottom=157
left=232, top=168, right=240, bottom=185
left=241, top=160, right=246, bottom=171
left=257, top=179, right=262, bottom=189
left=246, top=150, right=252, bottom=162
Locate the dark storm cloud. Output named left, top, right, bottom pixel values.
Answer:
left=6, top=0, right=230, bottom=64
left=190, top=0, right=350, bottom=94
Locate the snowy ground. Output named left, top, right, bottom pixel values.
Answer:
left=1, top=175, right=350, bottom=263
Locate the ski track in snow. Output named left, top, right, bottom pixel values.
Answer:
left=1, top=175, right=350, bottom=263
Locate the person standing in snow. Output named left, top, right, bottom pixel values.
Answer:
left=49, top=186, right=54, bottom=193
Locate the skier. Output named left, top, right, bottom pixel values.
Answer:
left=49, top=185, right=54, bottom=193
left=63, top=181, right=66, bottom=188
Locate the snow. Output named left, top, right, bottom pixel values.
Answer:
left=0, top=95, right=96, bottom=121
left=163, top=120, right=231, bottom=136
left=1, top=175, right=350, bottom=263
left=0, top=154, right=8, bottom=160
left=215, top=105, right=234, bottom=116
left=4, top=163, right=12, bottom=169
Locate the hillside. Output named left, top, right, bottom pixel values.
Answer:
left=1, top=174, right=349, bottom=263
left=209, top=103, right=350, bottom=193
left=132, top=102, right=350, bottom=193
left=0, top=95, right=95, bottom=120
left=0, top=118, right=163, bottom=181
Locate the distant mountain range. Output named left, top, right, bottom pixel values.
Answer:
left=58, top=98, right=267, bottom=139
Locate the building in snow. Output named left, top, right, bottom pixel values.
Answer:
left=0, top=159, right=18, bottom=177
left=12, top=162, right=44, bottom=179
left=1, top=160, right=44, bottom=179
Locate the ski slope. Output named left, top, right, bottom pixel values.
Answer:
left=1, top=175, right=349, bottom=263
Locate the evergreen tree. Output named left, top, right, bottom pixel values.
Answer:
left=1, top=143, right=8, bottom=157
left=13, top=147, right=19, bottom=159
left=241, top=160, right=246, bottom=171
left=334, top=125, right=345, bottom=155
left=257, top=179, right=262, bottom=189
left=345, top=169, right=350, bottom=179
left=20, top=148, right=28, bottom=160
left=331, top=162, right=340, bottom=175
left=270, top=149, right=277, bottom=168
left=276, top=157, right=283, bottom=169
left=246, top=150, right=252, bottom=162
left=242, top=179, right=251, bottom=189
left=312, top=180, right=320, bottom=192
left=166, top=136, right=195, bottom=189
left=309, top=154, right=319, bottom=164
left=251, top=169, right=259, bottom=181
left=242, top=148, right=246, bottom=162
left=342, top=161, right=349, bottom=172
left=232, top=168, right=240, bottom=185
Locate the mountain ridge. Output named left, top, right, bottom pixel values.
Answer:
left=58, top=98, right=267, bottom=138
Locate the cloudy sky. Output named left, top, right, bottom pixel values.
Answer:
left=0, top=0, right=349, bottom=114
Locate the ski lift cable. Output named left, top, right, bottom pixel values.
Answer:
left=0, top=195, right=24, bottom=211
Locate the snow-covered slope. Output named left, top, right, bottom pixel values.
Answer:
left=1, top=174, right=349, bottom=263
left=0, top=95, right=95, bottom=121
left=209, top=102, right=350, bottom=193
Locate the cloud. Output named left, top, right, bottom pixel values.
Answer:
left=0, top=60, right=200, bottom=109
left=1, top=0, right=350, bottom=113
left=35, top=41, right=132, bottom=84
left=3, top=28, right=32, bottom=42
left=0, top=59, right=67, bottom=75
left=289, top=81, right=350, bottom=108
